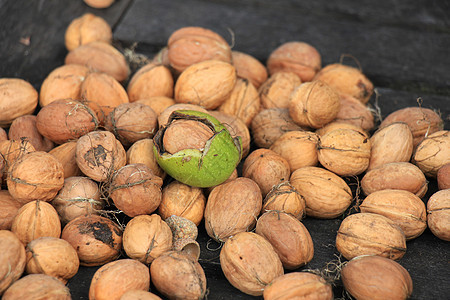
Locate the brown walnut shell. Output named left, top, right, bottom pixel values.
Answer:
left=0, top=78, right=38, bottom=127
left=335, top=93, right=375, bottom=131
left=427, top=189, right=450, bottom=241
left=127, top=63, right=174, bottom=102
left=290, top=166, right=353, bottom=219
left=231, top=50, right=268, bottom=89
left=204, top=177, right=262, bottom=242
left=61, top=215, right=122, bottom=266
left=0, top=230, right=26, bottom=295
left=341, top=255, right=413, bottom=300
left=49, top=141, right=82, bottom=178
left=437, top=163, right=450, bottom=190
left=0, top=191, right=22, bottom=230
left=413, top=130, right=450, bottom=178
left=2, top=274, right=71, bottom=300
left=65, top=13, right=112, bottom=51
left=336, top=212, right=407, bottom=260
left=0, top=139, right=36, bottom=183
left=89, top=259, right=150, bottom=300
left=158, top=103, right=208, bottom=127
left=360, top=189, right=427, bottom=240
left=259, top=72, right=302, bottom=109
left=255, top=211, right=314, bottom=269
left=262, top=182, right=306, bottom=220
left=136, top=96, right=176, bottom=116
left=84, top=0, right=115, bottom=9
left=220, top=231, right=284, bottom=296
left=123, top=214, right=172, bottom=264
left=315, top=120, right=369, bottom=138
left=120, top=290, right=162, bottom=300
left=126, top=138, right=165, bottom=179
left=8, top=115, right=54, bottom=152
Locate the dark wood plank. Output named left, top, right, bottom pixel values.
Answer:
left=114, top=0, right=450, bottom=94
left=0, top=0, right=132, bottom=88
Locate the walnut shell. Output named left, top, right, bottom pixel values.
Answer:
left=341, top=255, right=413, bottom=300
left=109, top=164, right=163, bottom=217
left=89, top=259, right=150, bottom=300
left=61, top=215, right=122, bottom=266
left=150, top=251, right=207, bottom=299
left=267, top=41, right=321, bottom=82
left=231, top=50, right=267, bottom=89
left=262, top=182, right=306, bottom=220
left=158, top=180, right=206, bottom=226
left=263, top=272, right=333, bottom=300
left=242, top=148, right=290, bottom=196
left=289, top=80, right=341, bottom=129
left=174, top=60, right=237, bottom=110
left=75, top=130, right=127, bottom=182
left=0, top=191, right=22, bottom=230
left=2, top=274, right=71, bottom=300
left=315, top=120, right=369, bottom=138
left=360, top=189, right=427, bottom=240
left=165, top=215, right=198, bottom=242
left=52, top=176, right=103, bottom=225
left=255, top=211, right=314, bottom=269
left=49, top=141, right=82, bottom=178
left=336, top=212, right=407, bottom=260
left=313, top=63, right=374, bottom=104
left=204, top=177, right=262, bottom=242
left=65, top=13, right=112, bottom=51
left=270, top=130, right=319, bottom=173
left=437, top=163, right=450, bottom=190
left=380, top=107, right=444, bottom=148
left=290, top=166, right=352, bottom=219
left=126, top=138, right=165, bottom=179
left=65, top=41, right=130, bottom=82
left=158, top=103, right=208, bottom=127
left=259, top=71, right=302, bottom=109
left=84, top=0, right=114, bottom=9
left=0, top=78, right=38, bottom=127
left=36, top=99, right=99, bottom=144
left=368, top=122, right=414, bottom=171
left=7, top=151, right=64, bottom=204
left=427, top=189, right=450, bottom=241
left=335, top=93, right=375, bottom=131
left=0, top=139, right=35, bottom=182
left=11, top=200, right=62, bottom=246
left=25, top=237, right=79, bottom=283
left=39, top=64, right=89, bottom=107
left=0, top=230, right=26, bottom=294
left=413, top=130, right=450, bottom=178
left=136, top=96, right=176, bottom=116
left=251, top=108, right=305, bottom=148
left=120, top=290, right=162, bottom=300
left=220, top=231, right=284, bottom=296
left=122, top=214, right=172, bottom=264
left=8, top=115, right=54, bottom=152
left=217, top=78, right=261, bottom=127
left=167, top=26, right=232, bottom=73
left=162, top=119, right=213, bottom=154
left=361, top=162, right=428, bottom=198
left=127, top=63, right=174, bottom=102
left=318, top=128, right=371, bottom=176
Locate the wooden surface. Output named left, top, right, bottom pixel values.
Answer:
left=1, top=0, right=449, bottom=299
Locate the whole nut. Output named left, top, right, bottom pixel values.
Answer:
left=25, top=237, right=79, bottom=283
left=2, top=274, right=71, bottom=300
left=413, top=130, right=450, bottom=178
left=255, top=211, right=314, bottom=269
left=8, top=115, right=54, bottom=152
left=174, top=60, right=237, bottom=110
left=437, top=163, right=450, bottom=190
left=318, top=128, right=371, bottom=176
left=368, top=122, right=414, bottom=171
left=0, top=191, right=22, bottom=230
left=360, top=189, right=427, bottom=240
left=289, top=80, right=341, bottom=129
left=167, top=26, right=232, bottom=73
left=361, top=162, right=428, bottom=198
left=259, top=72, right=302, bottom=109
left=0, top=230, right=26, bottom=295
left=231, top=50, right=268, bottom=88
left=263, top=272, right=333, bottom=300
left=136, top=96, right=176, bottom=116
left=266, top=41, right=321, bottom=82
left=220, top=231, right=284, bottom=296
left=427, top=189, right=450, bottom=241
left=315, top=120, right=369, bottom=138
left=290, top=166, right=352, bottom=219
left=150, top=251, right=207, bottom=299
left=262, top=182, right=306, bottom=220
left=89, top=259, right=150, bottom=300
left=336, top=212, right=407, bottom=260
left=314, top=63, right=374, bottom=104
left=39, top=64, right=89, bottom=107
left=48, top=141, right=82, bottom=178
left=84, top=0, right=115, bottom=9
left=11, top=200, right=62, bottom=246
left=341, top=255, right=413, bottom=300
left=335, top=93, right=375, bottom=131
left=127, top=63, right=174, bottom=102
left=120, top=290, right=162, bottom=300
left=122, top=214, right=172, bottom=264
left=65, top=13, right=112, bottom=51
left=61, top=215, right=122, bottom=266
left=204, top=177, right=262, bottom=242
left=0, top=139, right=35, bottom=182
left=126, top=138, right=166, bottom=179
left=0, top=78, right=38, bottom=127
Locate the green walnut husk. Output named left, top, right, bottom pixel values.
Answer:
left=153, top=110, right=242, bottom=188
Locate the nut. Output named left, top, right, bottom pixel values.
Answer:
left=0, top=78, right=38, bottom=127
left=437, top=163, right=450, bottom=190
left=413, top=130, right=450, bottom=178
left=0, top=191, right=22, bottom=230
left=289, top=80, right=341, bottom=129
left=158, top=103, right=208, bottom=127
left=0, top=230, right=26, bottom=294
left=120, top=290, right=162, bottom=300
left=336, top=212, right=407, bottom=260
left=2, top=274, right=71, bottom=300
left=315, top=120, right=369, bottom=138
left=8, top=115, right=54, bottom=152
left=255, top=211, right=314, bottom=269
left=204, top=177, right=262, bottom=242
left=65, top=13, right=112, bottom=51
left=262, top=182, right=306, bottom=220
left=427, top=189, right=450, bottom=241
left=220, top=231, right=284, bottom=296
left=126, top=138, right=166, bottom=179
left=341, top=255, right=413, bottom=300
left=122, top=214, right=172, bottom=264
left=266, top=41, right=321, bottom=82
left=0, top=139, right=35, bottom=183
left=136, top=96, right=176, bottom=116
left=127, top=63, right=174, bottom=102
left=259, top=72, right=302, bottom=109
left=84, top=0, right=115, bottom=9
left=231, top=50, right=268, bottom=88
left=290, top=166, right=352, bottom=218
left=48, top=141, right=82, bottom=178
left=360, top=189, right=427, bottom=240
left=335, top=93, right=375, bottom=131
